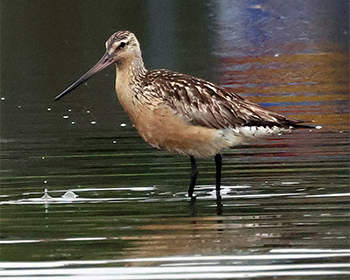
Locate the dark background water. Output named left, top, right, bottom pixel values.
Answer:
left=1, top=0, right=349, bottom=279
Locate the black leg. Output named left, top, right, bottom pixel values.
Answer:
left=188, top=155, right=198, bottom=198
left=215, top=153, right=223, bottom=215
left=214, top=153, right=222, bottom=198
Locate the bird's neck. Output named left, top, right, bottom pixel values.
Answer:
left=114, top=55, right=148, bottom=113
left=115, top=55, right=147, bottom=82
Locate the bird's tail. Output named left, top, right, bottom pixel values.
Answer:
left=288, top=119, right=321, bottom=129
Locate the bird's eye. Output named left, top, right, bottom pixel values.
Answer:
left=119, top=42, right=126, bottom=49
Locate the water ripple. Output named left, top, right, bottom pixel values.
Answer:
left=1, top=251, right=349, bottom=279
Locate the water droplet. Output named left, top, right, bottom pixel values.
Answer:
left=41, top=189, right=52, bottom=200
left=61, top=190, right=78, bottom=200
left=86, top=110, right=90, bottom=114
left=91, top=121, right=96, bottom=125
left=63, top=115, right=69, bottom=119
left=1, top=97, right=5, bottom=101
left=47, top=107, right=51, bottom=111
left=71, top=121, right=75, bottom=125
left=120, top=123, right=127, bottom=127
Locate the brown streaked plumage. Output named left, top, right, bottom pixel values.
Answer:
left=55, top=30, right=315, bottom=199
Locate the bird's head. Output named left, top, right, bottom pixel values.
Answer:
left=105, top=31, right=142, bottom=64
left=55, top=31, right=142, bottom=101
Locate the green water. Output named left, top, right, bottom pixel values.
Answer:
left=1, top=0, right=349, bottom=279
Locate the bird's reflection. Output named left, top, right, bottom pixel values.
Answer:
left=189, top=194, right=223, bottom=217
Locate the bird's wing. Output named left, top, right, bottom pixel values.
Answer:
left=146, top=70, right=305, bottom=129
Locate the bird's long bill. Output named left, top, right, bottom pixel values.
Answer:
left=55, top=52, right=114, bottom=101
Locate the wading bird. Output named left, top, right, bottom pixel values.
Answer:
left=55, top=31, right=314, bottom=199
